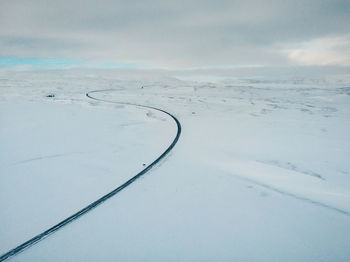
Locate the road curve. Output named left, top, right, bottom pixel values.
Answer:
left=0, top=89, right=181, bottom=262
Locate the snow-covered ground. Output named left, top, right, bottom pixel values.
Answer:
left=1, top=69, right=350, bottom=261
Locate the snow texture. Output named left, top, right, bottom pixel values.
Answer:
left=1, top=69, right=350, bottom=261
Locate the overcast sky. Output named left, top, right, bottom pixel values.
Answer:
left=0, top=0, right=349, bottom=68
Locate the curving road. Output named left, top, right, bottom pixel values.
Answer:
left=0, top=89, right=181, bottom=261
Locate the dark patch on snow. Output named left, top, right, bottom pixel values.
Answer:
left=258, top=160, right=324, bottom=180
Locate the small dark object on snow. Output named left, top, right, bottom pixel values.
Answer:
left=142, top=163, right=146, bottom=166
left=46, top=94, right=55, bottom=98
left=192, top=112, right=196, bottom=114
left=141, top=86, right=144, bottom=89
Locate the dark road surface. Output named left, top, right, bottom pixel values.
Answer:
left=0, top=89, right=181, bottom=261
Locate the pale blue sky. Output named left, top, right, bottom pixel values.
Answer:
left=0, top=57, right=148, bottom=69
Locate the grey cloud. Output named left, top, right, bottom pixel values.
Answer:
left=0, top=0, right=349, bottom=67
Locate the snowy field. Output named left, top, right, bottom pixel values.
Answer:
left=1, top=69, right=350, bottom=261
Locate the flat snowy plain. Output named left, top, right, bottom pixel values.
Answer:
left=1, top=69, right=350, bottom=261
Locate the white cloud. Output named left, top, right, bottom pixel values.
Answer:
left=284, top=35, right=350, bottom=66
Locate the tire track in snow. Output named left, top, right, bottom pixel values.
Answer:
left=0, top=89, right=181, bottom=262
